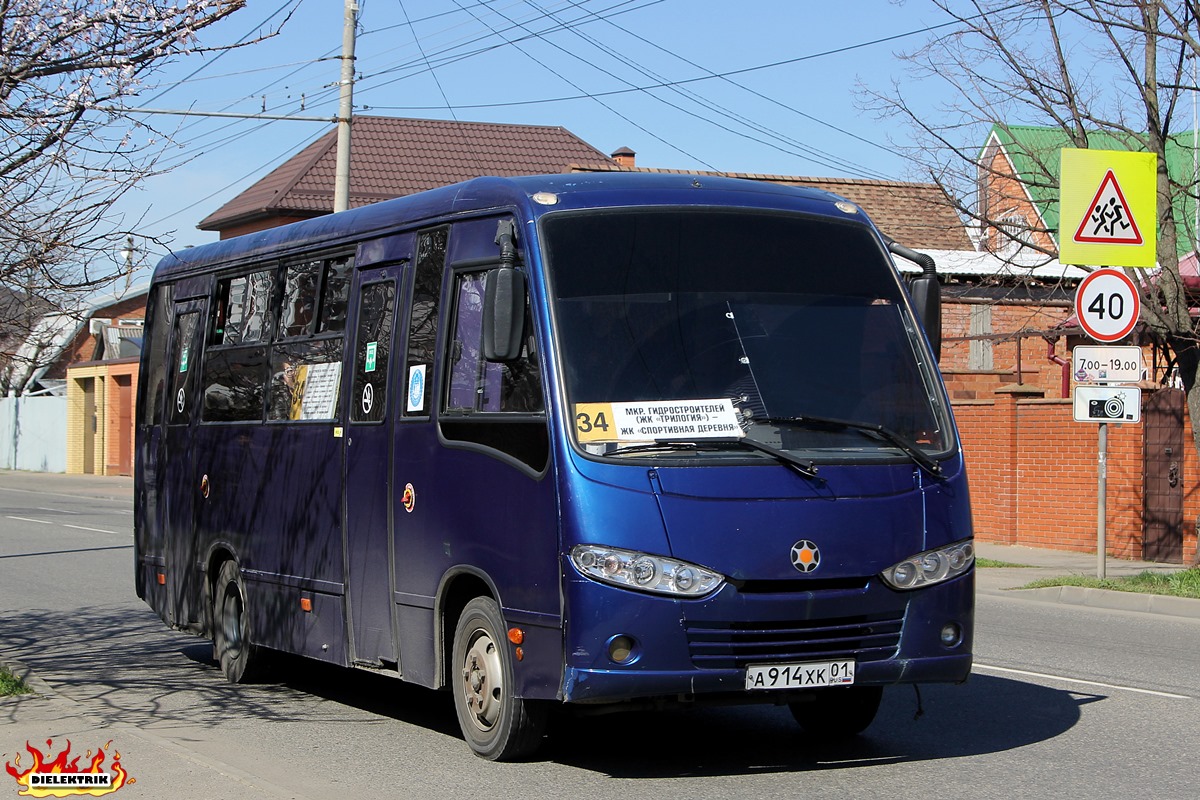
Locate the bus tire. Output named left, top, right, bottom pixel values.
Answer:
left=451, top=597, right=547, bottom=760
left=213, top=560, right=264, bottom=684
left=788, top=685, right=883, bottom=738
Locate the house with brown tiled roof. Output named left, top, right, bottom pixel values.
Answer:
left=198, top=116, right=618, bottom=238
left=198, top=115, right=980, bottom=254
left=568, top=159, right=972, bottom=251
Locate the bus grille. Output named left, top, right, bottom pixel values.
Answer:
left=685, top=613, right=904, bottom=669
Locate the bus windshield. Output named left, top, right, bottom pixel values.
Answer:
left=542, top=208, right=952, bottom=461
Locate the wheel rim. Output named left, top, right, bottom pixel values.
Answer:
left=460, top=625, right=504, bottom=733
left=221, top=586, right=244, bottom=660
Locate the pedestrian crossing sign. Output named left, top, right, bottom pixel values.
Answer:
left=1059, top=148, right=1157, bottom=267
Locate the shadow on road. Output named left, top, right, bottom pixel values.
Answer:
left=538, top=674, right=1091, bottom=777
left=1, top=604, right=1088, bottom=777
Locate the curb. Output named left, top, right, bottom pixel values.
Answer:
left=0, top=655, right=55, bottom=699
left=1000, top=585, right=1200, bottom=619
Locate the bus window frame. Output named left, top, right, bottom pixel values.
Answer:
left=436, top=258, right=549, bottom=476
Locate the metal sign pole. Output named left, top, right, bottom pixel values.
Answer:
left=1097, top=421, right=1107, bottom=579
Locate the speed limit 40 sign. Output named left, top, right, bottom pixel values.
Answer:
left=1074, top=268, right=1140, bottom=342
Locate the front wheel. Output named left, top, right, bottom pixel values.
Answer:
left=789, top=686, right=883, bottom=738
left=212, top=560, right=265, bottom=684
left=452, top=597, right=547, bottom=760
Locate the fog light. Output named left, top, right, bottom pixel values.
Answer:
left=607, top=635, right=637, bottom=664
left=940, top=622, right=962, bottom=647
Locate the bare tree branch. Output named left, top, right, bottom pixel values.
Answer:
left=865, top=0, right=1200, bottom=456
left=0, top=1, right=292, bottom=394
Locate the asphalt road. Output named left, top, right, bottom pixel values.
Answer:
left=1, top=472, right=1197, bottom=799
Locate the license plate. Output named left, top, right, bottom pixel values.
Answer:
left=745, top=659, right=855, bottom=690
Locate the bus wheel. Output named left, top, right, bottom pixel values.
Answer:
left=788, top=686, right=883, bottom=738
left=452, top=597, right=547, bottom=760
left=213, top=560, right=263, bottom=684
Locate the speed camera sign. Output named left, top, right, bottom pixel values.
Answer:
left=1074, top=268, right=1140, bottom=342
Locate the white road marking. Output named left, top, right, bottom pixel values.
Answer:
left=975, top=663, right=1192, bottom=700
left=63, top=524, right=121, bottom=534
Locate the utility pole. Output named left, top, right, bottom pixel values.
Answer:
left=334, top=0, right=359, bottom=213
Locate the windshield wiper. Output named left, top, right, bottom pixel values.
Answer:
left=753, top=414, right=943, bottom=477
left=602, top=438, right=819, bottom=480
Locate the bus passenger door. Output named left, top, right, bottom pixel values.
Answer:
left=162, top=299, right=207, bottom=628
left=343, top=256, right=407, bottom=667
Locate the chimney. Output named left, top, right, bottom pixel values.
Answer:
left=611, top=147, right=636, bottom=169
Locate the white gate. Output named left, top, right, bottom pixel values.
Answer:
left=0, top=395, right=67, bottom=472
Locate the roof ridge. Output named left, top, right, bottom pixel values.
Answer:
left=570, top=162, right=939, bottom=189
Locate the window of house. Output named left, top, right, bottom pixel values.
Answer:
left=968, top=304, right=994, bottom=370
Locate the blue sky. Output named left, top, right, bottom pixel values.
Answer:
left=115, top=0, right=966, bottom=275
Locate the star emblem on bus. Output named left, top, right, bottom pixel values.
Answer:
left=791, top=540, right=821, bottom=573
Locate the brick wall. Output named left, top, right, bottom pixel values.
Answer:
left=940, top=301, right=1074, bottom=399
left=955, top=389, right=1199, bottom=565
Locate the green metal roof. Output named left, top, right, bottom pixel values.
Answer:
left=984, top=124, right=1199, bottom=257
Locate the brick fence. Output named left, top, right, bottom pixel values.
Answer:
left=954, top=387, right=1199, bottom=565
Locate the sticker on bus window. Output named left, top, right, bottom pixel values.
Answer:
left=180, top=346, right=189, bottom=373
left=407, top=365, right=426, bottom=413
left=574, top=399, right=743, bottom=444
left=365, top=341, right=378, bottom=373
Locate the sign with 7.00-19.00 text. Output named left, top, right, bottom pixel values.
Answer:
left=1071, top=343, right=1143, bottom=425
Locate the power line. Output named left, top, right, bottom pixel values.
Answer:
left=449, top=0, right=717, bottom=168
left=519, top=0, right=891, bottom=178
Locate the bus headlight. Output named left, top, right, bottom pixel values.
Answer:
left=571, top=545, right=725, bottom=597
left=881, top=540, right=974, bottom=591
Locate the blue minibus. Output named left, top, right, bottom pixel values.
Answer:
left=134, top=172, right=973, bottom=760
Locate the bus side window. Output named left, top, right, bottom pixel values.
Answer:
left=168, top=311, right=201, bottom=426
left=317, top=256, right=353, bottom=334
left=350, top=281, right=395, bottom=423
left=202, top=269, right=275, bottom=422
left=266, top=340, right=344, bottom=421
left=214, top=269, right=275, bottom=345
left=440, top=266, right=547, bottom=472
left=445, top=271, right=542, bottom=414
left=202, top=345, right=266, bottom=422
left=403, top=227, right=447, bottom=415
left=141, top=284, right=173, bottom=427
left=279, top=260, right=321, bottom=338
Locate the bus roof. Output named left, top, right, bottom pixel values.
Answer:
left=152, top=172, right=869, bottom=280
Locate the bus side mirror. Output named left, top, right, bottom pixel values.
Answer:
left=483, top=267, right=527, bottom=361
left=908, top=274, right=941, bottom=362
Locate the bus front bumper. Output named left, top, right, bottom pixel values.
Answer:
left=560, top=570, right=974, bottom=704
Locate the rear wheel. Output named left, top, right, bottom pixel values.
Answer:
left=788, top=686, right=883, bottom=738
left=452, top=597, right=547, bottom=760
left=212, top=560, right=265, bottom=683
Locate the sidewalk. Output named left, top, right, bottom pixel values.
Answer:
left=1, top=659, right=308, bottom=799
left=975, top=541, right=1200, bottom=618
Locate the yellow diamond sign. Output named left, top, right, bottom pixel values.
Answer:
left=1059, top=148, right=1157, bottom=267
